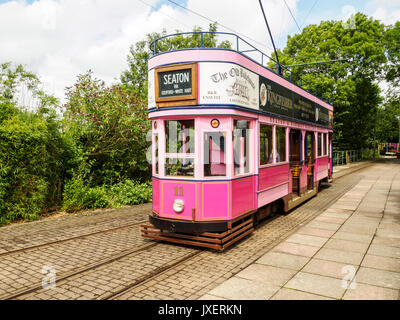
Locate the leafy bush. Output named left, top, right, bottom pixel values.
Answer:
left=63, top=71, right=151, bottom=186
left=111, top=179, right=152, bottom=206
left=62, top=175, right=110, bottom=212
left=0, top=110, right=52, bottom=224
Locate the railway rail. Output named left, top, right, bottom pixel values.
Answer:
left=0, top=220, right=148, bottom=258
left=0, top=162, right=373, bottom=300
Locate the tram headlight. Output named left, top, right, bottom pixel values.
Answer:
left=173, top=199, right=184, bottom=213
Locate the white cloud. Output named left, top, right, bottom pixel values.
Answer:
left=0, top=0, right=299, bottom=103
left=366, top=0, right=400, bottom=25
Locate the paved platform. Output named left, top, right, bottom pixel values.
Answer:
left=200, top=160, right=400, bottom=300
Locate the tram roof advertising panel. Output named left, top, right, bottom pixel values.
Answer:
left=149, top=59, right=333, bottom=129
left=198, top=62, right=259, bottom=111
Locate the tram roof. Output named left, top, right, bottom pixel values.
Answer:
left=148, top=32, right=334, bottom=129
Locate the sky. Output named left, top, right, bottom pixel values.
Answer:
left=0, top=0, right=399, bottom=105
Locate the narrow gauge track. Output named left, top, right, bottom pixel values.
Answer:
left=3, top=163, right=372, bottom=300
left=0, top=219, right=148, bottom=258
left=2, top=241, right=159, bottom=300
left=101, top=163, right=374, bottom=300
left=99, top=250, right=204, bottom=300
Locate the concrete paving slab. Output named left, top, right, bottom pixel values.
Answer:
left=314, top=216, right=347, bottom=224
left=323, top=208, right=354, bottom=215
left=314, top=248, right=364, bottom=265
left=319, top=212, right=351, bottom=219
left=367, top=244, right=400, bottom=259
left=296, top=226, right=336, bottom=238
left=361, top=254, right=400, bottom=273
left=353, top=211, right=383, bottom=218
left=272, top=242, right=320, bottom=258
left=271, top=288, right=333, bottom=300
left=286, top=234, right=328, bottom=247
left=302, top=259, right=357, bottom=280
left=236, top=264, right=296, bottom=286
left=331, top=231, right=373, bottom=244
left=285, top=272, right=346, bottom=299
left=198, top=294, right=226, bottom=300
left=375, top=229, right=400, bottom=239
left=342, top=283, right=399, bottom=300
left=324, top=238, right=370, bottom=254
left=356, top=267, right=400, bottom=289
left=329, top=204, right=358, bottom=211
left=208, top=277, right=280, bottom=300
left=256, top=252, right=310, bottom=271
left=306, top=221, right=342, bottom=231
left=339, top=224, right=377, bottom=235
left=372, top=236, right=400, bottom=248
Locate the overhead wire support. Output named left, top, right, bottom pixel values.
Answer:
left=258, top=0, right=282, bottom=75
left=284, top=59, right=349, bottom=68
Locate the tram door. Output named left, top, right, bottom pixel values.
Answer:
left=305, top=132, right=315, bottom=190
left=290, top=129, right=301, bottom=196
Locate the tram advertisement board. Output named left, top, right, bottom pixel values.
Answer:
left=154, top=63, right=197, bottom=107
left=292, top=93, right=316, bottom=123
left=259, top=76, right=293, bottom=118
left=259, top=74, right=331, bottom=127
left=198, top=62, right=259, bottom=111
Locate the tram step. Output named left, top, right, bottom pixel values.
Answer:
left=140, top=217, right=254, bottom=251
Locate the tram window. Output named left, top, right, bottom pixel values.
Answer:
left=165, top=120, right=195, bottom=154
left=165, top=158, right=194, bottom=177
left=204, top=132, right=226, bottom=177
left=155, top=134, right=159, bottom=174
left=306, top=133, right=312, bottom=158
left=260, top=124, right=273, bottom=165
left=318, top=133, right=322, bottom=157
left=233, top=120, right=250, bottom=175
left=276, top=127, right=286, bottom=163
left=323, top=133, right=327, bottom=156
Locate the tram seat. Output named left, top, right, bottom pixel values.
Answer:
left=210, top=163, right=226, bottom=176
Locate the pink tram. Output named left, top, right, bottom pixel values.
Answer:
left=141, top=32, right=334, bottom=251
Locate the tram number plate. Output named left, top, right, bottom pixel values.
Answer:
left=158, top=69, right=193, bottom=98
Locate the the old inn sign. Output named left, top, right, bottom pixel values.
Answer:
left=149, top=62, right=333, bottom=128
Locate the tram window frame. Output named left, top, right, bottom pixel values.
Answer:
left=259, top=123, right=273, bottom=166
left=305, top=132, right=313, bottom=160
left=323, top=133, right=328, bottom=156
left=318, top=132, right=322, bottom=157
left=233, top=119, right=250, bottom=176
left=154, top=133, right=159, bottom=175
left=164, top=119, right=195, bottom=178
left=276, top=126, right=286, bottom=163
left=204, top=131, right=227, bottom=177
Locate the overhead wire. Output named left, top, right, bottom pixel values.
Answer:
left=166, top=0, right=275, bottom=54
left=136, top=0, right=192, bottom=30
left=283, top=0, right=301, bottom=32
left=300, top=0, right=319, bottom=29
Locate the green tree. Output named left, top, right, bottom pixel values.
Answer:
left=64, top=71, right=151, bottom=186
left=0, top=63, right=73, bottom=224
left=376, top=90, right=400, bottom=143
left=385, top=21, right=400, bottom=87
left=269, top=13, right=388, bottom=150
left=121, top=23, right=231, bottom=100
left=0, top=62, right=39, bottom=104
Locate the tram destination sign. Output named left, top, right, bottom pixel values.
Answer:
left=154, top=63, right=197, bottom=107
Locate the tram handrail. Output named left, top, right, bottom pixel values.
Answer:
left=151, top=31, right=333, bottom=105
